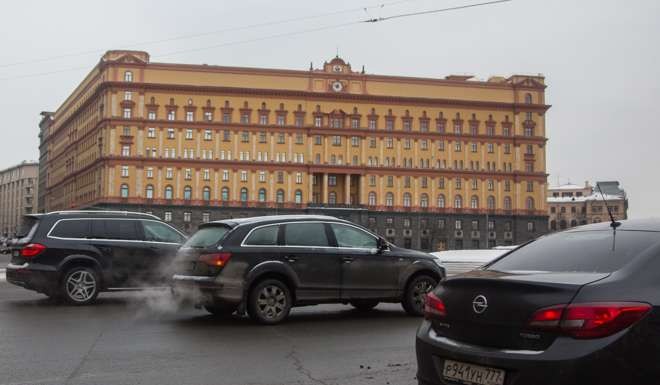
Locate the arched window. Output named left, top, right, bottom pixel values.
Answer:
left=328, top=191, right=337, bottom=204
left=240, top=188, right=248, bottom=202
left=454, top=195, right=463, bottom=209
left=550, top=220, right=557, bottom=230
left=276, top=189, right=285, bottom=203
left=145, top=184, right=154, bottom=199
left=570, top=219, right=577, bottom=227
left=368, top=192, right=377, bottom=206
left=385, top=192, right=394, bottom=207
left=403, top=193, right=412, bottom=207
left=120, top=184, right=129, bottom=198
left=258, top=188, right=267, bottom=202
left=202, top=186, right=211, bottom=201
left=221, top=187, right=229, bottom=201
left=437, top=194, right=445, bottom=208
left=183, top=186, right=192, bottom=200
left=124, top=71, right=133, bottom=82
left=487, top=195, right=495, bottom=210
left=470, top=195, right=479, bottom=209
left=420, top=193, right=429, bottom=208
left=560, top=220, right=567, bottom=229
left=503, top=196, right=512, bottom=210
left=294, top=190, right=303, bottom=204
left=526, top=197, right=535, bottom=210
left=524, top=93, right=532, bottom=104
left=164, top=185, right=173, bottom=200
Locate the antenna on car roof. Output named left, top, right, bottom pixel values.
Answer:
left=596, top=183, right=621, bottom=229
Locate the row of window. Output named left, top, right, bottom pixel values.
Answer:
left=118, top=183, right=535, bottom=210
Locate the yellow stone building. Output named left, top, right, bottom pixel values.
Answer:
left=39, top=50, right=550, bottom=250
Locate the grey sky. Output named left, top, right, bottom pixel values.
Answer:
left=1, top=0, right=658, bottom=217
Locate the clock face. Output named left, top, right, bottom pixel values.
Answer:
left=332, top=65, right=343, bottom=73
left=331, top=81, right=343, bottom=92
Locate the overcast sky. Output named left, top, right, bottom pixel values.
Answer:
left=1, top=0, right=658, bottom=218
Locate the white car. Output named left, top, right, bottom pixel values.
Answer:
left=431, top=246, right=518, bottom=276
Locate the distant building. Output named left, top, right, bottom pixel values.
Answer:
left=39, top=49, right=551, bottom=250
left=0, top=161, right=39, bottom=237
left=547, top=181, right=628, bottom=231
left=38, top=111, right=54, bottom=213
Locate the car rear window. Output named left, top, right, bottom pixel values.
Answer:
left=16, top=216, right=40, bottom=240
left=488, top=230, right=660, bottom=274
left=183, top=225, right=231, bottom=248
left=284, top=222, right=329, bottom=247
left=50, top=219, right=91, bottom=238
left=244, top=225, right=279, bottom=246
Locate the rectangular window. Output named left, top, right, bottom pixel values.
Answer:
left=276, top=115, right=285, bottom=126
left=203, top=169, right=210, bottom=181
left=241, top=113, right=249, bottom=124
left=222, top=170, right=229, bottom=181
left=186, top=111, right=194, bottom=122
left=277, top=133, right=286, bottom=144
left=454, top=141, right=462, bottom=152
left=204, top=111, right=213, bottom=122
left=146, top=167, right=153, bottom=178
left=241, top=171, right=248, bottom=182
left=124, top=91, right=132, bottom=101
left=148, top=111, right=156, bottom=120
left=185, top=129, right=193, bottom=140
left=368, top=119, right=377, bottom=130
left=296, top=172, right=303, bottom=184
left=332, top=136, right=341, bottom=146
left=184, top=168, right=192, bottom=180
left=259, top=171, right=266, bottom=182
left=328, top=176, right=337, bottom=186
left=123, top=108, right=132, bottom=119
left=166, top=168, right=173, bottom=179
left=295, top=116, right=304, bottom=127
left=314, top=116, right=322, bottom=127
left=167, top=128, right=175, bottom=139
left=241, top=132, right=250, bottom=142
left=147, top=127, right=156, bottom=138
left=351, top=136, right=360, bottom=147
left=420, top=140, right=428, bottom=150
left=259, top=114, right=268, bottom=125
left=277, top=172, right=284, bottom=184
left=471, top=142, right=478, bottom=153
left=223, top=130, right=231, bottom=141
left=202, top=213, right=210, bottom=223
left=184, top=212, right=192, bottom=222
left=385, top=119, right=394, bottom=131
left=204, top=130, right=212, bottom=140
left=167, top=110, right=175, bottom=121
left=223, top=113, right=231, bottom=123
left=164, top=212, right=172, bottom=222
left=488, top=143, right=494, bottom=153
left=121, top=145, right=130, bottom=156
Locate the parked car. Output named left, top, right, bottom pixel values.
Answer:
left=416, top=219, right=660, bottom=385
left=171, top=215, right=445, bottom=324
left=5, top=211, right=186, bottom=305
left=430, top=247, right=517, bottom=276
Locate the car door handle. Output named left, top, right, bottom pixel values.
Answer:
left=284, top=256, right=298, bottom=263
left=342, top=256, right=354, bottom=264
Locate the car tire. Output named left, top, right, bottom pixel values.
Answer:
left=204, top=304, right=237, bottom=317
left=60, top=266, right=100, bottom=306
left=402, top=274, right=437, bottom=316
left=247, top=278, right=292, bottom=325
left=350, top=300, right=379, bottom=311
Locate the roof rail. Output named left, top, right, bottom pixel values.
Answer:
left=45, top=210, right=160, bottom=220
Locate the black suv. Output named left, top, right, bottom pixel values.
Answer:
left=6, top=210, right=186, bottom=305
left=172, top=215, right=445, bottom=324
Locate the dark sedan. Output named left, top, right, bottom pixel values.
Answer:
left=416, top=218, right=660, bottom=385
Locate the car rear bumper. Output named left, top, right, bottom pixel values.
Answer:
left=415, top=319, right=652, bottom=385
left=171, top=274, right=243, bottom=306
left=5, top=263, right=58, bottom=294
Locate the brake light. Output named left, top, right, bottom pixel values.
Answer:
left=198, top=252, right=232, bottom=267
left=424, top=292, right=447, bottom=319
left=21, top=243, right=46, bottom=258
left=528, top=302, right=651, bottom=339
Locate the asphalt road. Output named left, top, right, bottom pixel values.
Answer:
left=0, top=270, right=422, bottom=385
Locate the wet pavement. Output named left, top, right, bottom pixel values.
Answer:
left=0, top=278, right=421, bottom=385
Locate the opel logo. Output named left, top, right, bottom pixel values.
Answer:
left=472, top=295, right=488, bottom=314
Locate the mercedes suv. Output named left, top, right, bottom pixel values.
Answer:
left=171, top=215, right=445, bottom=324
left=5, top=210, right=186, bottom=305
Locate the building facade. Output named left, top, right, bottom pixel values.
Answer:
left=40, top=50, right=550, bottom=250
left=547, top=181, right=628, bottom=231
left=0, top=161, right=38, bottom=237
left=37, top=111, right=54, bottom=213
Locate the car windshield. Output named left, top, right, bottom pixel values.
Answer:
left=182, top=225, right=231, bottom=248
left=487, top=230, right=660, bottom=274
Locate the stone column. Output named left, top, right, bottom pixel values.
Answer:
left=344, top=174, right=351, bottom=205
left=322, top=173, right=329, bottom=204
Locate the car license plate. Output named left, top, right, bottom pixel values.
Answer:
left=442, top=359, right=505, bottom=385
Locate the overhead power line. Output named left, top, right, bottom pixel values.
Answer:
left=0, top=0, right=417, bottom=69
left=363, top=0, right=512, bottom=22
left=0, top=0, right=513, bottom=81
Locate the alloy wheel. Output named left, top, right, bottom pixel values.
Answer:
left=256, top=284, right=287, bottom=320
left=65, top=270, right=97, bottom=303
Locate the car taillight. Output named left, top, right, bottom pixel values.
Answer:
left=424, top=292, right=447, bottom=319
left=198, top=252, right=232, bottom=267
left=21, top=243, right=46, bottom=258
left=528, top=302, right=652, bottom=339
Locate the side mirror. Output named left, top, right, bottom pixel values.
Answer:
left=377, top=238, right=388, bottom=253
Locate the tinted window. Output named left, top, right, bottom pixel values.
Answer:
left=244, top=225, right=279, bottom=246
left=17, top=216, right=40, bottom=239
left=183, top=225, right=230, bottom=248
left=330, top=224, right=377, bottom=248
left=142, top=221, right=184, bottom=243
left=488, top=230, right=660, bottom=273
left=90, top=220, right=139, bottom=240
left=50, top=220, right=91, bottom=238
left=284, top=223, right=328, bottom=247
